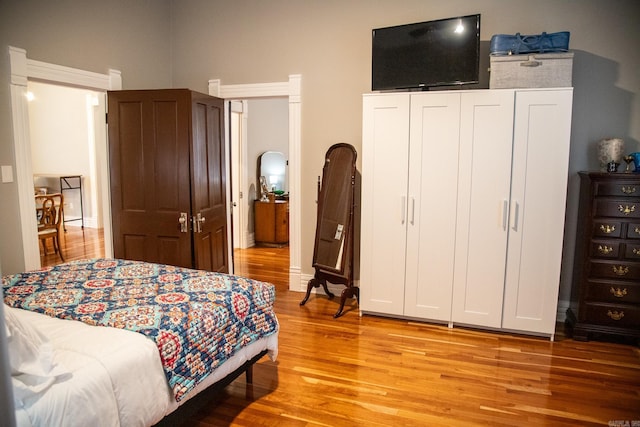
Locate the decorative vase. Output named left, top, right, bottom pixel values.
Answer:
left=597, top=138, right=624, bottom=172
left=630, top=152, right=640, bottom=173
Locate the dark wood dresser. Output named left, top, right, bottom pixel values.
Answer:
left=254, top=200, right=289, bottom=245
left=567, top=172, right=640, bottom=342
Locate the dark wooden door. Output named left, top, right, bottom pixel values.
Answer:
left=108, top=89, right=228, bottom=272
left=189, top=92, right=228, bottom=272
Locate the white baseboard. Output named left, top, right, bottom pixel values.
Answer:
left=294, top=277, right=571, bottom=328
left=65, top=216, right=97, bottom=229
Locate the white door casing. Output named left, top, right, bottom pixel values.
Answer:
left=9, top=46, right=121, bottom=271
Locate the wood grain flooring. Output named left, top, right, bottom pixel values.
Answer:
left=47, top=233, right=640, bottom=426
left=40, top=225, right=105, bottom=266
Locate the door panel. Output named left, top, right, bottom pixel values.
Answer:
left=108, top=90, right=193, bottom=268
left=404, top=92, right=460, bottom=321
left=360, top=94, right=410, bottom=315
left=452, top=90, right=515, bottom=328
left=190, top=93, right=228, bottom=273
left=502, top=89, right=573, bottom=334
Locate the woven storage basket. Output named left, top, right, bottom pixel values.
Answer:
left=489, top=52, right=573, bottom=89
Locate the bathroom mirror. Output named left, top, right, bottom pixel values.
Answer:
left=258, top=151, right=287, bottom=193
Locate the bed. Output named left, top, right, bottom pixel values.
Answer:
left=2, top=258, right=279, bottom=426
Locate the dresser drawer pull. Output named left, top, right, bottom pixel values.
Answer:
left=609, top=287, right=628, bottom=298
left=598, top=245, right=613, bottom=255
left=621, top=186, right=637, bottom=194
left=634, top=248, right=640, bottom=256
left=618, top=204, right=636, bottom=215
left=635, top=226, right=640, bottom=236
left=612, top=265, right=629, bottom=276
left=600, top=224, right=616, bottom=233
left=607, top=310, right=624, bottom=321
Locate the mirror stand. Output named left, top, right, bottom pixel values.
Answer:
left=300, top=143, right=359, bottom=318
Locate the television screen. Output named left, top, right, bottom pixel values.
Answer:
left=372, top=14, right=480, bottom=91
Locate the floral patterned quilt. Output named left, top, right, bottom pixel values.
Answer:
left=2, top=258, right=279, bottom=401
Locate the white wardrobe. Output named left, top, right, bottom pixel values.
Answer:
left=360, top=88, right=573, bottom=338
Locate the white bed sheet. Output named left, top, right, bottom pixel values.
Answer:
left=12, top=308, right=278, bottom=427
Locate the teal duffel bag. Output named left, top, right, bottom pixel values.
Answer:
left=490, top=31, right=570, bottom=56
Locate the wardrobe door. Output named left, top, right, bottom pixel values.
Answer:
left=403, top=93, right=461, bottom=321
left=360, top=94, right=410, bottom=316
left=452, top=90, right=515, bottom=328
left=502, top=89, right=573, bottom=335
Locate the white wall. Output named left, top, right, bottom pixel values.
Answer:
left=171, top=0, right=640, bottom=312
left=28, top=82, right=99, bottom=228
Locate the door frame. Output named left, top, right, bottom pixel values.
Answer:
left=9, top=46, right=121, bottom=271
left=209, top=76, right=302, bottom=291
left=229, top=100, right=248, bottom=249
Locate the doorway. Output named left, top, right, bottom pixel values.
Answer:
left=212, top=75, right=302, bottom=292
left=27, top=81, right=106, bottom=263
left=9, top=46, right=120, bottom=271
left=231, top=97, right=289, bottom=250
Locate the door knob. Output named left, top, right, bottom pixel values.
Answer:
left=179, top=212, right=189, bottom=233
left=194, top=213, right=206, bottom=233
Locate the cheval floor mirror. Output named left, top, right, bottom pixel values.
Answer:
left=300, top=143, right=359, bottom=318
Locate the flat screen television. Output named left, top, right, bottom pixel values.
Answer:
left=372, top=14, right=481, bottom=91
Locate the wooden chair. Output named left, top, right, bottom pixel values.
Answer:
left=35, top=193, right=65, bottom=261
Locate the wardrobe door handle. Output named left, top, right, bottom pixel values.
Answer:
left=401, top=196, right=406, bottom=225
left=501, top=200, right=508, bottom=230
left=510, top=200, right=520, bottom=231
left=409, top=196, right=415, bottom=225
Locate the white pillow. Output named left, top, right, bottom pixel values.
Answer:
left=3, top=304, right=69, bottom=402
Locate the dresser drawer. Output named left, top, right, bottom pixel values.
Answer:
left=594, top=181, right=640, bottom=197
left=589, top=260, right=640, bottom=280
left=594, top=200, right=640, bottom=219
left=583, top=303, right=640, bottom=328
left=592, top=221, right=622, bottom=238
left=628, top=223, right=640, bottom=239
left=589, top=241, right=620, bottom=258
left=585, top=280, right=640, bottom=304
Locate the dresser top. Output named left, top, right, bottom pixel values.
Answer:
left=579, top=171, right=640, bottom=181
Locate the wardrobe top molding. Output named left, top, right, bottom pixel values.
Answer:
left=364, top=87, right=573, bottom=96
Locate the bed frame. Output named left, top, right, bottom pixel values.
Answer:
left=155, top=349, right=269, bottom=425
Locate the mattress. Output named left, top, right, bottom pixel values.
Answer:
left=6, top=305, right=278, bottom=426
left=3, top=258, right=280, bottom=426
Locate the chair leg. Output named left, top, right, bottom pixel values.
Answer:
left=39, top=238, right=48, bottom=255
left=54, top=236, right=65, bottom=262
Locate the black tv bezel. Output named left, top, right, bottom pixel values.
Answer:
left=371, top=14, right=481, bottom=91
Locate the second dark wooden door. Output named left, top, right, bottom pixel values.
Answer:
left=190, top=91, right=228, bottom=272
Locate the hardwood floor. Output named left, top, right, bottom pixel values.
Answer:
left=40, top=225, right=105, bottom=267
left=45, top=233, right=640, bottom=426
